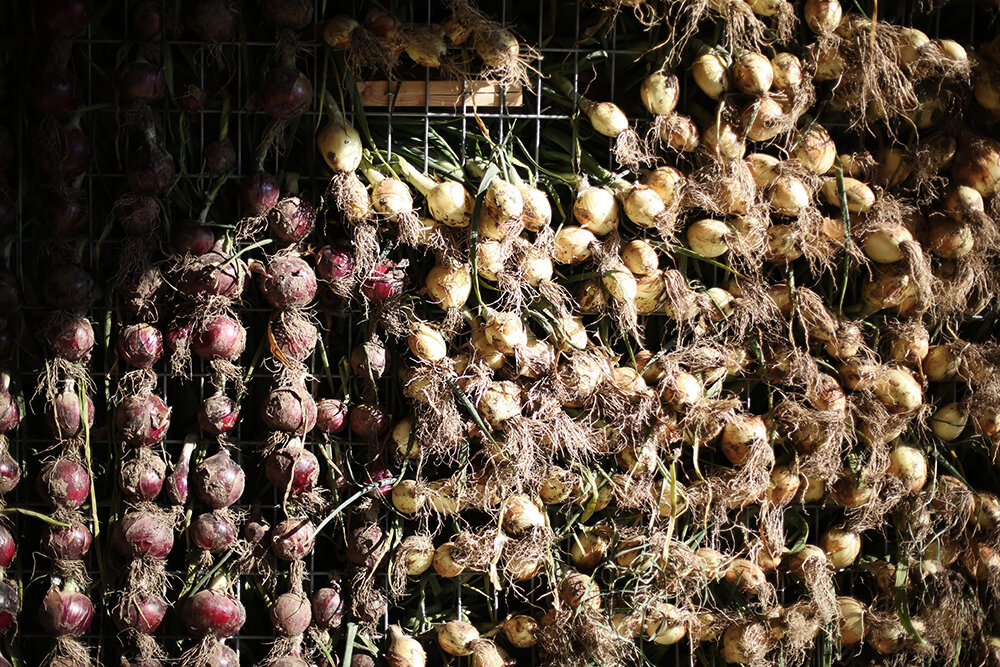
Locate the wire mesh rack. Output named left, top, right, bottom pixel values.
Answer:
left=3, top=0, right=1000, bottom=665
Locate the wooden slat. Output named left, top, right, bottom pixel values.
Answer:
left=356, top=80, right=523, bottom=108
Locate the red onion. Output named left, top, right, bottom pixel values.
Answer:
left=350, top=341, right=387, bottom=381
left=316, top=398, right=347, bottom=434
left=165, top=440, right=195, bottom=505
left=119, top=60, right=166, bottom=103
left=316, top=245, right=354, bottom=282
left=0, top=394, right=19, bottom=434
left=36, top=0, right=93, bottom=35
left=365, top=461, right=393, bottom=498
left=192, top=511, right=239, bottom=553
left=127, top=143, right=175, bottom=194
left=241, top=171, right=281, bottom=216
left=119, top=264, right=164, bottom=309
left=0, top=580, right=15, bottom=634
left=0, top=452, right=20, bottom=494
left=361, top=260, right=406, bottom=302
left=244, top=513, right=270, bottom=549
left=39, top=584, right=93, bottom=637
left=271, top=591, right=312, bottom=636
left=117, top=196, right=160, bottom=236
left=261, top=383, right=317, bottom=433
left=166, top=322, right=190, bottom=352
left=113, top=510, right=174, bottom=560
left=181, top=589, right=245, bottom=638
left=44, top=383, right=95, bottom=438
left=265, top=443, right=319, bottom=495
left=204, top=138, right=236, bottom=175
left=28, top=69, right=81, bottom=117
left=247, top=66, right=312, bottom=120
left=349, top=403, right=391, bottom=440
left=45, top=196, right=88, bottom=236
left=40, top=521, right=92, bottom=560
left=36, top=459, right=90, bottom=509
left=270, top=312, right=317, bottom=362
left=179, top=84, right=208, bottom=112
left=173, top=219, right=215, bottom=255
left=270, top=517, right=315, bottom=560
left=184, top=0, right=239, bottom=43
left=118, top=449, right=167, bottom=502
left=198, top=393, right=240, bottom=436
left=200, top=642, right=238, bottom=667
left=267, top=196, right=316, bottom=243
left=260, top=0, right=312, bottom=30
left=193, top=448, right=245, bottom=509
left=42, top=264, right=99, bottom=312
left=117, top=323, right=164, bottom=368
left=116, top=393, right=171, bottom=447
left=44, top=314, right=94, bottom=361
left=347, top=523, right=386, bottom=568
left=178, top=243, right=248, bottom=298
left=113, top=594, right=167, bottom=634
left=192, top=314, right=246, bottom=361
left=34, top=124, right=91, bottom=178
left=312, top=586, right=343, bottom=629
left=130, top=0, right=166, bottom=41
left=0, top=525, right=15, bottom=568
left=272, top=657, right=310, bottom=667
left=258, top=255, right=317, bottom=309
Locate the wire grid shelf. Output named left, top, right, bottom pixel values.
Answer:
left=4, top=0, right=997, bottom=665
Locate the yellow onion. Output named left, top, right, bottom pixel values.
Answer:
left=876, top=147, right=912, bottom=188
left=501, top=494, right=544, bottom=535
left=539, top=468, right=574, bottom=505
left=887, top=443, right=927, bottom=493
left=574, top=184, right=619, bottom=235
left=814, top=41, right=845, bottom=81
left=746, top=153, right=781, bottom=189
left=837, top=598, right=866, bottom=645
left=733, top=52, right=773, bottom=96
left=479, top=381, right=521, bottom=426
left=622, top=239, right=659, bottom=275
left=724, top=559, right=768, bottom=596
left=402, top=24, right=447, bottom=67
left=398, top=535, right=435, bottom=576
left=519, top=185, right=552, bottom=232
left=476, top=240, right=504, bottom=281
left=575, top=279, right=606, bottom=314
left=974, top=406, right=1000, bottom=441
left=579, top=98, right=630, bottom=138
left=944, top=184, right=985, bottom=222
left=821, top=527, right=861, bottom=569
left=392, top=479, right=426, bottom=514
left=553, top=316, right=589, bottom=352
left=502, top=615, right=538, bottom=648
left=386, top=625, right=427, bottom=667
left=372, top=177, right=415, bottom=221
left=897, top=27, right=930, bottom=66
left=868, top=617, right=924, bottom=654
left=391, top=418, right=420, bottom=460
left=469, top=640, right=512, bottom=667
left=871, top=366, right=923, bottom=413
left=771, top=52, right=803, bottom=89
left=438, top=621, right=480, bottom=657
left=660, top=370, right=703, bottom=410
left=622, top=184, right=665, bottom=229
left=425, top=263, right=472, bottom=309
left=692, top=52, right=730, bottom=100
left=408, top=324, right=447, bottom=362
left=570, top=525, right=612, bottom=570
left=602, top=267, right=638, bottom=306
left=645, top=603, right=687, bottom=646
left=317, top=104, right=362, bottom=173
left=769, top=174, right=810, bottom=217
left=687, top=219, right=732, bottom=258
left=951, top=137, right=1000, bottom=196
left=559, top=573, right=601, bottom=610
left=323, top=16, right=360, bottom=49
left=641, top=72, right=680, bottom=116
left=800, top=475, right=825, bottom=502
left=433, top=542, right=464, bottom=577
left=485, top=178, right=523, bottom=222
left=927, top=217, right=974, bottom=259
left=930, top=402, right=968, bottom=441
left=632, top=273, right=664, bottom=314
left=659, top=114, right=700, bottom=151
left=861, top=224, right=916, bottom=264
left=722, top=623, right=769, bottom=664
left=704, top=286, right=735, bottom=321
left=475, top=27, right=518, bottom=67
left=804, top=0, right=842, bottom=33
left=521, top=250, right=553, bottom=286
left=470, top=328, right=505, bottom=371
left=783, top=544, right=827, bottom=578
left=516, top=335, right=555, bottom=379
left=889, top=325, right=929, bottom=365
left=484, top=311, right=527, bottom=355
left=553, top=226, right=596, bottom=264
left=702, top=121, right=745, bottom=160
left=794, top=125, right=837, bottom=174
left=643, top=165, right=684, bottom=204
left=426, top=480, right=462, bottom=515
left=720, top=414, right=767, bottom=465
left=822, top=177, right=875, bottom=213
left=831, top=471, right=872, bottom=508
left=861, top=267, right=921, bottom=315
left=767, top=465, right=802, bottom=507
left=975, top=62, right=1000, bottom=113
left=744, top=99, right=786, bottom=143
left=611, top=612, right=642, bottom=640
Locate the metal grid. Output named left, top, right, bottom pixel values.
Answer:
left=4, top=0, right=997, bottom=665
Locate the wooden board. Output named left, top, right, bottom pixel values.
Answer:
left=356, top=80, right=523, bottom=108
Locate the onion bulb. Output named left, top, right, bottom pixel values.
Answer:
left=794, top=126, right=837, bottom=174
left=502, top=615, right=538, bottom=648
left=553, top=226, right=596, bottom=264
left=822, top=177, right=875, bottom=213
left=644, top=165, right=684, bottom=204
left=485, top=178, right=523, bottom=222
left=559, top=573, right=600, bottom=610
left=570, top=525, right=612, bottom=570
left=425, top=263, right=471, bottom=309
left=622, top=184, right=664, bottom=229
left=659, top=114, right=700, bottom=151
left=579, top=98, right=629, bottom=138
left=645, top=603, right=687, bottom=645
left=871, top=367, right=922, bottom=414
left=391, top=480, right=426, bottom=514
left=692, top=52, right=730, bottom=100
left=887, top=443, right=927, bottom=493
left=861, top=224, right=916, bottom=263
left=769, top=174, right=810, bottom=216
left=720, top=414, right=767, bottom=465
left=820, top=526, right=861, bottom=569
left=398, top=160, right=473, bottom=228
left=747, top=153, right=781, bottom=188
left=602, top=267, right=638, bottom=305
left=732, top=53, right=773, bottom=96
left=771, top=52, right=803, bottom=89
left=479, top=381, right=521, bottom=426
left=574, top=184, right=619, bottom=235
left=438, top=620, right=480, bottom=656
left=622, top=239, right=659, bottom=275
left=317, top=102, right=361, bottom=173
left=838, top=597, right=866, bottom=645
left=484, top=311, right=527, bottom=354
left=408, top=325, right=447, bottom=362
left=519, top=185, right=552, bottom=232
left=386, top=624, right=426, bottom=667
left=433, top=542, right=464, bottom=577
left=501, top=494, right=544, bottom=535
left=641, top=72, right=680, bottom=116
left=687, top=219, right=732, bottom=257
left=743, top=97, right=787, bottom=142
left=804, top=0, right=842, bottom=33
left=930, top=402, right=968, bottom=441
left=722, top=623, right=769, bottom=664
left=702, top=121, right=745, bottom=160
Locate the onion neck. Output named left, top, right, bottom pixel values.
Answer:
left=360, top=153, right=385, bottom=186
left=208, top=572, right=230, bottom=591
left=396, top=155, right=437, bottom=196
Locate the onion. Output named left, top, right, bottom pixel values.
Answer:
left=622, top=240, right=659, bottom=275
left=724, top=559, right=768, bottom=595
left=702, top=121, right=745, bottom=160
left=659, top=114, right=700, bottom=151
left=317, top=109, right=362, bottom=174
left=386, top=625, right=426, bottom=667
left=182, top=587, right=245, bottom=638
left=408, top=325, right=447, bottom=362
left=574, top=185, right=619, bottom=235
left=868, top=617, right=924, bottom=654
left=501, top=494, right=544, bottom=535
left=433, top=542, right=464, bottom=577
left=391, top=480, right=426, bottom=515
left=602, top=267, right=638, bottom=306
left=39, top=584, right=93, bottom=638
left=424, top=263, right=471, bottom=310
left=479, top=381, right=521, bottom=426
left=743, top=97, right=787, bottom=142
left=644, top=165, right=684, bottom=205
left=553, top=226, right=596, bottom=264
left=117, top=322, right=164, bottom=365
left=887, top=443, right=927, bottom=493
left=641, top=72, right=679, bottom=116
left=519, top=185, right=552, bottom=232
left=398, top=159, right=473, bottom=228
left=820, top=527, right=861, bottom=569
left=951, top=137, right=1000, bottom=196
left=769, top=174, right=810, bottom=217
left=772, top=52, right=803, bottom=89
left=692, top=51, right=729, bottom=100
left=37, top=458, right=90, bottom=509
left=794, top=126, right=837, bottom=174
left=871, top=366, right=922, bottom=413
left=560, top=573, right=600, bottom=610
left=804, top=0, right=842, bottom=33
left=927, top=217, right=974, bottom=259
left=645, top=603, right=687, bottom=645
left=438, top=621, right=479, bottom=657
left=579, top=99, right=629, bottom=138
left=861, top=224, right=916, bottom=264
left=622, top=184, right=664, bottom=230
left=733, top=53, right=773, bottom=96
left=822, top=177, right=875, bottom=212
left=720, top=414, right=767, bottom=465
left=271, top=592, right=312, bottom=637
left=687, top=219, right=731, bottom=258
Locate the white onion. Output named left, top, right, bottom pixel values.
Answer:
left=611, top=612, right=642, bottom=640
left=814, top=42, right=846, bottom=81
left=771, top=52, right=803, bottom=89
left=927, top=217, right=974, bottom=259
left=475, top=27, right=518, bottom=67
left=553, top=316, right=589, bottom=352
left=721, top=414, right=767, bottom=465
left=478, top=201, right=520, bottom=240
left=570, top=526, right=612, bottom=569
left=733, top=52, right=774, bottom=96
left=622, top=184, right=664, bottom=229
left=659, top=114, right=700, bottom=152
left=553, top=226, right=596, bottom=264
left=876, top=147, right=912, bottom=188
left=386, top=625, right=427, bottom=667
left=486, top=178, right=523, bottom=222
left=930, top=402, right=968, bottom=441
left=539, top=468, right=574, bottom=505
left=888, top=443, right=927, bottom=493
left=724, top=559, right=768, bottom=595
left=820, top=527, right=862, bottom=569
left=660, top=370, right=703, bottom=410
left=501, top=494, right=545, bottom=535
left=521, top=250, right=553, bottom=286
left=747, top=153, right=781, bottom=189
left=398, top=535, right=435, bottom=576
left=769, top=174, right=810, bottom=217
left=602, top=267, right=638, bottom=305
left=574, top=185, right=619, bottom=235
left=427, top=480, right=462, bottom=515
left=687, top=219, right=732, bottom=258
left=871, top=366, right=923, bottom=413
left=897, top=27, right=930, bottom=66
left=476, top=240, right=504, bottom=281
left=794, top=126, right=837, bottom=174
left=425, top=263, right=472, bottom=309
left=721, top=623, right=769, bottom=664
left=317, top=114, right=362, bottom=173
left=470, top=328, right=505, bottom=371
left=804, top=0, right=842, bottom=33
left=580, top=99, right=629, bottom=138
left=484, top=311, right=527, bottom=355
left=372, top=177, right=415, bottom=221
left=392, top=479, right=426, bottom=514
left=438, top=621, right=480, bottom=656
left=575, top=279, right=606, bottom=314
left=861, top=224, right=915, bottom=264
left=951, top=137, right=1000, bottom=196
left=641, top=72, right=680, bottom=116
left=644, top=165, right=684, bottom=205
left=408, top=325, right=448, bottom=362
left=767, top=465, right=802, bottom=507
left=704, top=286, right=735, bottom=321
left=559, top=573, right=601, bottom=610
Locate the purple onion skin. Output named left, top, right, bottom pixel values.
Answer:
left=185, top=0, right=239, bottom=43
left=127, top=144, right=175, bottom=194
left=45, top=315, right=95, bottom=361
left=198, top=393, right=240, bottom=436
left=42, top=264, right=99, bottom=312
left=172, top=219, right=215, bottom=255
left=270, top=313, right=317, bottom=362
left=316, top=246, right=354, bottom=282
left=312, top=586, right=343, bottom=629
left=241, top=171, right=281, bottom=215
left=39, top=586, right=93, bottom=637
left=270, top=517, right=315, bottom=561
left=117, top=323, right=164, bottom=368
left=193, top=448, right=245, bottom=509
left=270, top=592, right=312, bottom=636
left=0, top=393, right=19, bottom=434
left=262, top=386, right=317, bottom=433
left=182, top=590, right=246, bottom=638
left=248, top=67, right=313, bottom=120
left=268, top=196, right=316, bottom=243
left=36, top=459, right=90, bottom=509
left=130, top=0, right=166, bottom=41
left=178, top=245, right=248, bottom=298
left=316, top=399, right=347, bottom=434
left=36, top=0, right=94, bottom=36
left=120, top=60, right=166, bottom=103
left=34, top=125, right=91, bottom=178
left=361, top=261, right=405, bottom=302
left=204, top=138, right=236, bottom=175
left=118, top=450, right=166, bottom=502
left=347, top=523, right=386, bottom=568
left=349, top=403, right=391, bottom=440
left=259, top=255, right=317, bottom=309
left=0, top=452, right=20, bottom=494
left=113, top=510, right=174, bottom=560
left=116, top=393, right=171, bottom=447
left=40, top=521, right=92, bottom=560
left=0, top=525, right=15, bottom=568
left=192, top=511, right=239, bottom=553
left=29, top=69, right=81, bottom=117
left=265, top=445, right=320, bottom=495
left=45, top=197, right=88, bottom=236
left=192, top=315, right=246, bottom=361
left=165, top=442, right=194, bottom=505
left=44, top=386, right=95, bottom=438
left=0, top=580, right=15, bottom=634
left=180, top=85, right=208, bottom=111
left=113, top=594, right=168, bottom=634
